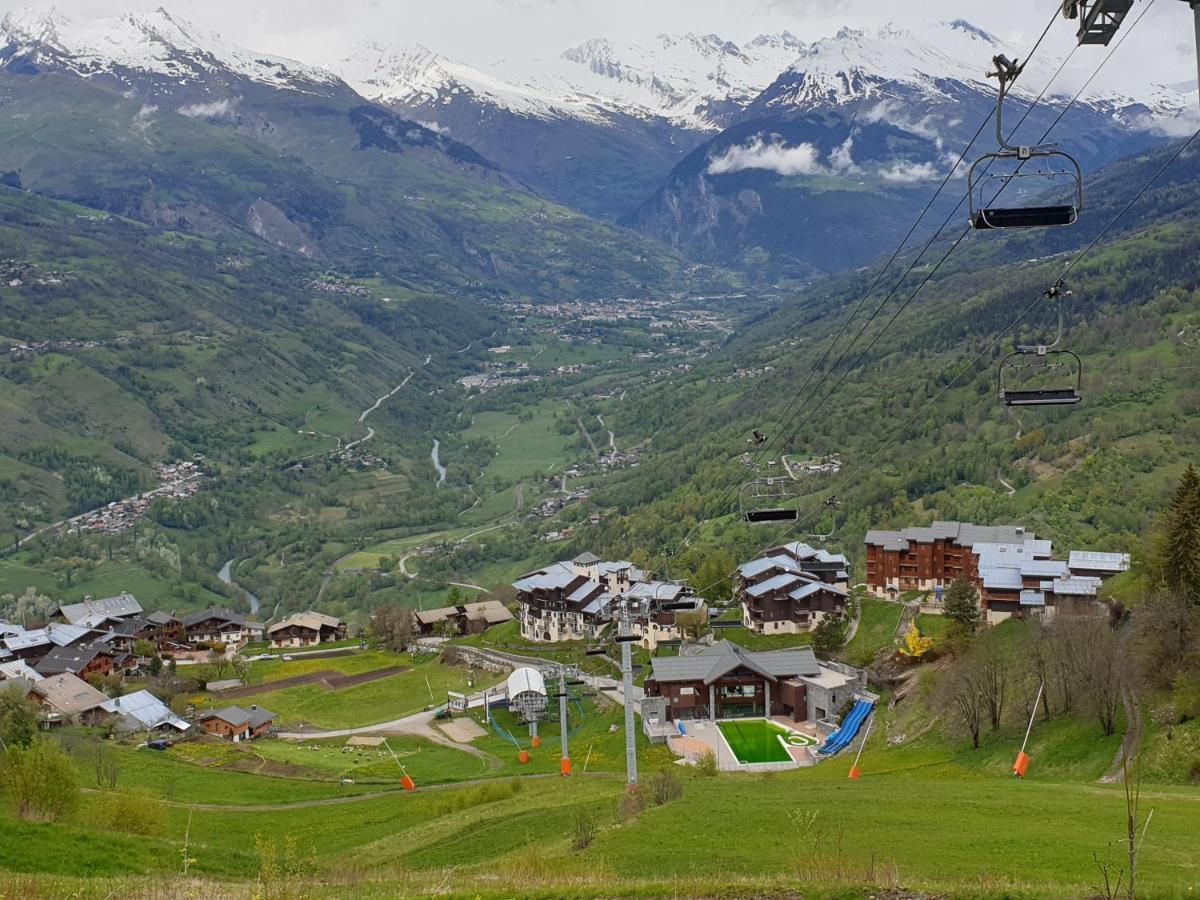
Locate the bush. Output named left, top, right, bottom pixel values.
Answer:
left=694, top=750, right=718, bottom=777
left=616, top=785, right=645, bottom=823
left=646, top=769, right=684, bottom=807
left=571, top=807, right=598, bottom=850
left=83, top=788, right=167, bottom=836
left=1, top=737, right=80, bottom=822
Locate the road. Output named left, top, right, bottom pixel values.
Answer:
left=596, top=414, right=615, bottom=451
left=345, top=368, right=418, bottom=451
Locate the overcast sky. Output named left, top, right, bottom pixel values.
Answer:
left=24, top=0, right=1200, bottom=90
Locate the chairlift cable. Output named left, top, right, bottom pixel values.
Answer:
left=762, top=120, right=1200, bottom=551
left=661, top=8, right=1068, bottom=570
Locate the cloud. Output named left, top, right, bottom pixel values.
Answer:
left=177, top=98, right=239, bottom=121
left=828, top=134, right=861, bottom=174
left=707, top=134, right=825, bottom=176
left=416, top=119, right=448, bottom=134
left=132, top=103, right=157, bottom=134
left=879, top=159, right=940, bottom=182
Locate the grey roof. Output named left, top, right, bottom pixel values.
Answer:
left=572, top=551, right=601, bottom=565
left=145, top=611, right=180, bottom=626
left=413, top=600, right=513, bottom=626
left=979, top=566, right=1023, bottom=591
left=513, top=562, right=578, bottom=593
left=101, top=690, right=190, bottom=732
left=201, top=705, right=275, bottom=729
left=867, top=521, right=1032, bottom=551
left=35, top=642, right=116, bottom=676
left=1049, top=577, right=1103, bottom=597
left=745, top=572, right=804, bottom=598
left=1020, top=590, right=1046, bottom=607
left=738, top=555, right=800, bottom=579
left=3, top=629, right=50, bottom=652
left=624, top=581, right=687, bottom=602
left=1018, top=559, right=1071, bottom=578
left=58, top=593, right=143, bottom=626
left=648, top=641, right=821, bottom=685
left=790, top=581, right=848, bottom=600
left=182, top=607, right=250, bottom=629
left=1068, top=550, right=1131, bottom=572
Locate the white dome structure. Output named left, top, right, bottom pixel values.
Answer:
left=506, top=666, right=548, bottom=722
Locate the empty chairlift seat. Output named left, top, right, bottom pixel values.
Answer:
left=740, top=478, right=800, bottom=525
left=968, top=54, right=1083, bottom=231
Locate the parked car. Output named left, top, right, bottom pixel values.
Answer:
left=146, top=739, right=173, bottom=751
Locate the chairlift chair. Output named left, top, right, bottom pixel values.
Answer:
left=740, top=478, right=800, bottom=525
left=998, top=284, right=1083, bottom=407
left=968, top=55, right=1083, bottom=230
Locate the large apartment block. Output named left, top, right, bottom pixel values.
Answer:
left=512, top=552, right=700, bottom=648
left=864, top=521, right=1130, bottom=623
left=736, top=542, right=851, bottom=635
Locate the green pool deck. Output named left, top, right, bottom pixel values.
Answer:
left=717, top=719, right=815, bottom=764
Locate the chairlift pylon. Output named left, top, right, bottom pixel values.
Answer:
left=968, top=55, right=1083, bottom=230
left=998, top=282, right=1083, bottom=407
left=739, top=477, right=800, bottom=525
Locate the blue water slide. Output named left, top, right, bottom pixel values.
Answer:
left=818, top=699, right=875, bottom=756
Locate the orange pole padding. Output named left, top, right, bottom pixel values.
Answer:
left=1013, top=751, right=1031, bottom=778
left=531, top=735, right=542, bottom=749
left=848, top=766, right=862, bottom=781
left=400, top=774, right=416, bottom=792
left=560, top=757, right=572, bottom=776
left=518, top=750, right=530, bottom=764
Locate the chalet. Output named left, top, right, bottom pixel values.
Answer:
left=0, top=659, right=40, bottom=682
left=182, top=608, right=264, bottom=647
left=737, top=542, right=851, bottom=635
left=27, top=673, right=111, bottom=725
left=268, top=612, right=346, bottom=648
left=100, top=690, right=190, bottom=733
left=141, top=611, right=189, bottom=654
left=413, top=600, right=514, bottom=636
left=865, top=521, right=1129, bottom=623
left=1, top=622, right=96, bottom=665
left=644, top=641, right=864, bottom=724
left=56, top=592, right=144, bottom=628
left=35, top=642, right=120, bottom=681
left=198, top=704, right=276, bottom=741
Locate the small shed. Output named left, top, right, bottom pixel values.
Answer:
left=506, top=667, right=548, bottom=723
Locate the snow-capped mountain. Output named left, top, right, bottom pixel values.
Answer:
left=339, top=31, right=813, bottom=133
left=0, top=7, right=342, bottom=95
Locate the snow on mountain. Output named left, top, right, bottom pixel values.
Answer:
left=338, top=30, right=813, bottom=131
left=0, top=6, right=340, bottom=93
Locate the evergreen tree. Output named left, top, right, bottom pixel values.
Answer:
left=1161, top=464, right=1200, bottom=601
left=943, top=577, right=982, bottom=641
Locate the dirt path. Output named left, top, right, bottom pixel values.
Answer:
left=577, top=417, right=599, bottom=456
left=997, top=471, right=1016, bottom=496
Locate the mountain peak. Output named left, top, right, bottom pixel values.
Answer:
left=0, top=7, right=339, bottom=93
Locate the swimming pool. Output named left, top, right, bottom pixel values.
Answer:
left=717, top=719, right=815, bottom=764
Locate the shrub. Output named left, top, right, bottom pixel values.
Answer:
left=83, top=788, right=167, bottom=836
left=571, top=808, right=598, bottom=850
left=616, top=786, right=645, bottom=823
left=646, top=769, right=684, bottom=807
left=695, top=750, right=718, bottom=777
left=1, top=737, right=80, bottom=822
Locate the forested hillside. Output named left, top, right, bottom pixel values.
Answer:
left=566, top=137, right=1200, bottom=584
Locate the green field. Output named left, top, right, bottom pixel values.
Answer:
left=842, top=599, right=906, bottom=666
left=462, top=401, right=577, bottom=482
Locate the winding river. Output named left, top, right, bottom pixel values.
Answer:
left=431, top=439, right=448, bottom=487
left=217, top=558, right=261, bottom=616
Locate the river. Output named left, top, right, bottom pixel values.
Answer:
left=431, top=439, right=447, bottom=487
left=217, top=558, right=261, bottom=616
